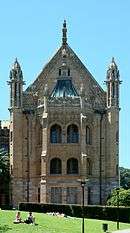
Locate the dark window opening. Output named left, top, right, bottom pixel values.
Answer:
left=88, top=187, right=91, bottom=205
left=87, top=158, right=92, bottom=175
left=10, top=131, right=12, bottom=142
left=67, top=124, right=79, bottom=143
left=38, top=187, right=40, bottom=203
left=116, top=131, right=119, bottom=143
left=50, top=124, right=62, bottom=143
left=112, top=82, right=115, bottom=98
left=50, top=158, right=62, bottom=174
left=14, top=82, right=17, bottom=105
left=116, top=164, right=119, bottom=176
left=59, top=69, right=61, bottom=76
left=67, top=158, right=78, bottom=174
left=19, top=83, right=21, bottom=106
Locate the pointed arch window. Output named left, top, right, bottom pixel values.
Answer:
left=50, top=124, right=62, bottom=143
left=50, top=158, right=62, bottom=174
left=112, top=82, right=115, bottom=98
left=86, top=126, right=92, bottom=145
left=68, top=68, right=70, bottom=76
left=14, top=82, right=17, bottom=106
left=67, top=158, right=78, bottom=174
left=108, top=83, right=110, bottom=106
left=67, top=124, right=79, bottom=143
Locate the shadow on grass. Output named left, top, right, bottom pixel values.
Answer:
left=0, top=225, right=12, bottom=232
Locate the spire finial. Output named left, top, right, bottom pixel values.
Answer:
left=62, top=20, right=67, bottom=45
left=112, top=57, right=115, bottom=63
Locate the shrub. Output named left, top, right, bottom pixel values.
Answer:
left=19, top=202, right=130, bottom=223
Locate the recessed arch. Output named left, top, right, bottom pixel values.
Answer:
left=50, top=124, right=62, bottom=143
left=67, top=124, right=79, bottom=143
left=67, top=158, right=78, bottom=174
left=50, top=158, right=62, bottom=174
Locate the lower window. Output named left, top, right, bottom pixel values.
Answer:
left=51, top=187, right=62, bottom=204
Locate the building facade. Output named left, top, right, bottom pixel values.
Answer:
left=9, top=21, right=121, bottom=207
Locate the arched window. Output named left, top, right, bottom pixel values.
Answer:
left=50, top=158, right=62, bottom=174
left=59, top=69, right=61, bottom=76
left=50, top=124, right=62, bottom=143
left=86, top=126, right=92, bottom=145
left=67, top=124, right=79, bottom=143
left=112, top=82, right=115, bottom=98
left=67, top=158, right=78, bottom=174
left=87, top=158, right=92, bottom=175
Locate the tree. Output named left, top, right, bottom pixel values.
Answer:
left=120, top=167, right=130, bottom=189
left=0, top=148, right=10, bottom=205
left=107, top=188, right=130, bottom=206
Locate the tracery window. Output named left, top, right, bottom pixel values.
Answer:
left=67, top=158, right=78, bottom=174
left=86, top=126, right=92, bottom=145
left=50, top=158, right=62, bottom=174
left=67, top=124, right=79, bottom=143
left=50, top=124, right=62, bottom=143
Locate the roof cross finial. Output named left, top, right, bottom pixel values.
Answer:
left=62, top=20, right=67, bottom=46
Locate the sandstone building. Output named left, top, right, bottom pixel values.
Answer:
left=8, top=21, right=121, bottom=207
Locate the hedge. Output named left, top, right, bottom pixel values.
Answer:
left=19, top=202, right=130, bottom=223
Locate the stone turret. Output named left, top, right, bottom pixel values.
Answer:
left=8, top=58, right=25, bottom=108
left=105, top=58, right=121, bottom=192
left=106, top=57, right=122, bottom=108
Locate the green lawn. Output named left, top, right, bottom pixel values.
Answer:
left=0, top=210, right=130, bottom=233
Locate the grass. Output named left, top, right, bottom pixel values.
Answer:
left=0, top=210, right=130, bottom=233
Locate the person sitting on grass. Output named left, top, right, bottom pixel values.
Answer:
left=24, top=212, right=35, bottom=224
left=13, top=211, right=22, bottom=224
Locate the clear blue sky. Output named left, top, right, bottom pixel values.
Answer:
left=0, top=0, right=129, bottom=168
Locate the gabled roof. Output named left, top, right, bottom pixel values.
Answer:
left=25, top=21, right=105, bottom=95
left=25, top=44, right=104, bottom=94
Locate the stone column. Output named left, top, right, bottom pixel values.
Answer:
left=40, top=112, right=48, bottom=203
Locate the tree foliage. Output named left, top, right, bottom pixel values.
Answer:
left=120, top=167, right=130, bottom=189
left=0, top=148, right=10, bottom=201
left=107, top=188, right=130, bottom=206
left=0, top=148, right=9, bottom=177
